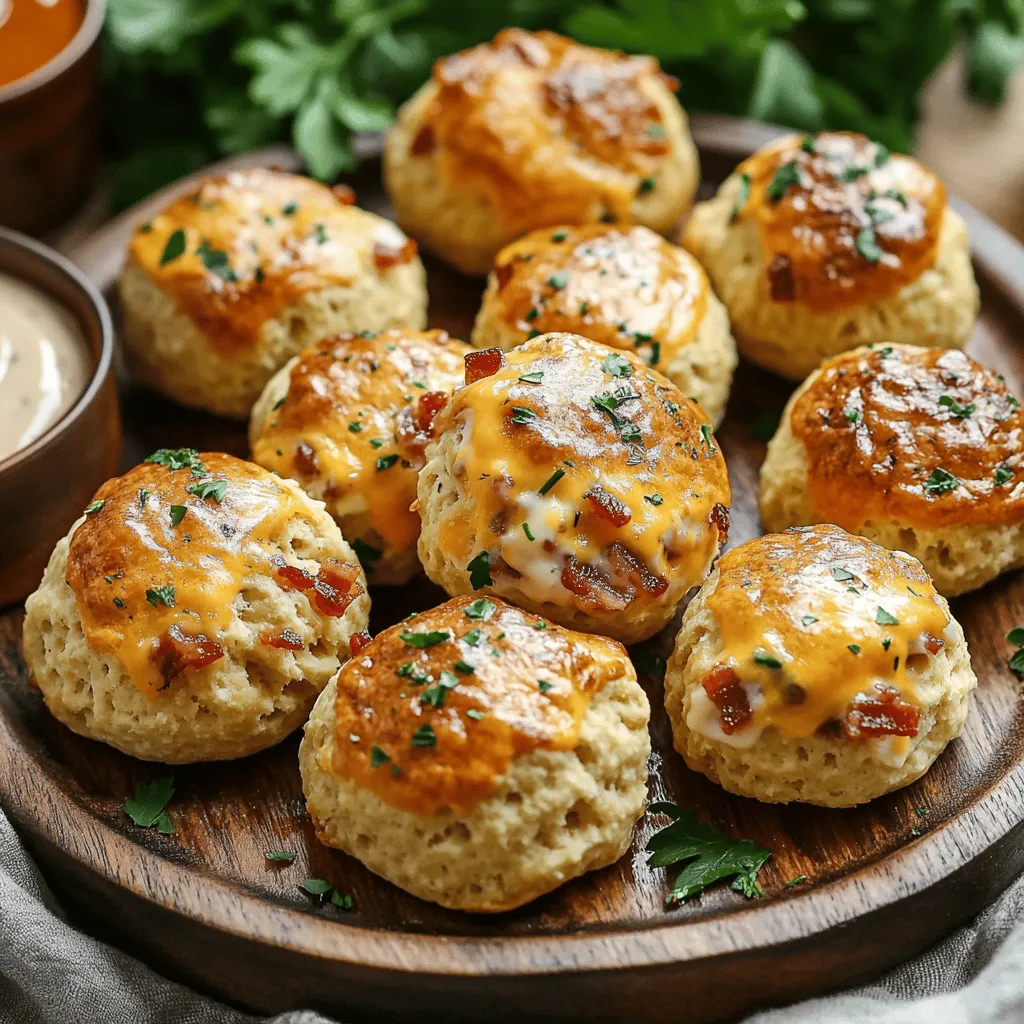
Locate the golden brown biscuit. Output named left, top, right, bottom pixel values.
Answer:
left=664, top=525, right=975, bottom=806
left=299, top=596, right=650, bottom=911
left=23, top=450, right=370, bottom=763
left=249, top=329, right=470, bottom=585
left=471, top=224, right=737, bottom=423
left=384, top=29, right=699, bottom=276
left=684, top=132, right=978, bottom=380
left=416, top=332, right=731, bottom=644
left=760, top=344, right=1024, bottom=595
left=120, top=169, right=427, bottom=417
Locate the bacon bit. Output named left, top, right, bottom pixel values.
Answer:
left=294, top=441, right=319, bottom=476
left=494, top=262, right=514, bottom=290
left=331, top=184, right=356, bottom=206
left=560, top=554, right=631, bottom=612
left=584, top=486, right=632, bottom=527
left=922, top=633, right=945, bottom=655
left=261, top=629, right=304, bottom=651
left=607, top=542, right=669, bottom=597
left=272, top=556, right=317, bottom=592
left=153, top=624, right=225, bottom=687
left=349, top=631, right=372, bottom=656
left=844, top=687, right=920, bottom=740
left=397, top=390, right=448, bottom=462
left=768, top=253, right=796, bottom=302
left=410, top=124, right=436, bottom=156
left=313, top=558, right=364, bottom=617
left=702, top=665, right=752, bottom=734
left=373, top=237, right=418, bottom=270
left=465, top=347, right=506, bottom=384
left=708, top=502, right=730, bottom=542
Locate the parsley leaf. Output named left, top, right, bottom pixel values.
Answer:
left=187, top=479, right=228, bottom=502
left=400, top=630, right=449, bottom=649
left=924, top=467, right=959, bottom=495
left=731, top=171, right=750, bottom=222
left=466, top=551, right=492, bottom=590
left=159, top=229, right=186, bottom=265
left=84, top=500, right=105, bottom=515
left=145, top=586, right=175, bottom=607
left=145, top=448, right=204, bottom=474
left=646, top=802, right=771, bottom=904
left=765, top=160, right=800, bottom=202
left=1008, top=628, right=1024, bottom=679
left=465, top=598, right=496, bottom=621
left=411, top=724, right=436, bottom=747
left=123, top=776, right=175, bottom=833
left=266, top=850, right=296, bottom=862
left=875, top=606, right=899, bottom=626
left=602, top=352, right=632, bottom=378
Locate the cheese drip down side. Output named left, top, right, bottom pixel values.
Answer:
left=331, top=597, right=624, bottom=814
left=252, top=330, right=468, bottom=551
left=129, top=169, right=416, bottom=355
left=65, top=452, right=357, bottom=696
left=791, top=345, right=1023, bottom=530
left=424, top=29, right=674, bottom=235
left=490, top=224, right=708, bottom=371
left=733, top=131, right=945, bottom=313
left=699, top=526, right=950, bottom=743
left=434, top=334, right=730, bottom=612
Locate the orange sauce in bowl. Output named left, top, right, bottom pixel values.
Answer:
left=0, top=0, right=86, bottom=88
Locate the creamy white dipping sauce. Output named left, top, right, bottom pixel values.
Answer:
left=0, top=271, right=91, bottom=462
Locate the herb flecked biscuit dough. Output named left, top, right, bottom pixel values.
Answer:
left=760, top=345, right=1024, bottom=597
left=664, top=526, right=976, bottom=808
left=471, top=224, right=737, bottom=425
left=683, top=131, right=979, bottom=381
left=22, top=451, right=370, bottom=764
left=299, top=597, right=650, bottom=912
left=119, top=169, right=427, bottom=419
left=416, top=333, right=731, bottom=646
left=383, top=28, right=699, bottom=277
left=249, top=329, right=471, bottom=586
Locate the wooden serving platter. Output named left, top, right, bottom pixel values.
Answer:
left=2, top=116, right=1024, bottom=1024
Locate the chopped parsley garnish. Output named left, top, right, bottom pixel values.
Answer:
left=646, top=801, right=771, bottom=904
left=645, top=493, right=664, bottom=506
left=699, top=423, right=716, bottom=453
left=855, top=226, right=883, bottom=263
left=511, top=406, right=537, bottom=425
left=848, top=643, right=861, bottom=655
left=1008, top=628, right=1024, bottom=678
left=875, top=606, right=899, bottom=626
left=765, top=160, right=800, bottom=203
left=421, top=670, right=460, bottom=708
left=801, top=615, right=818, bottom=626
left=313, top=223, right=328, bottom=244
left=874, top=142, right=890, bottom=166
left=400, top=630, right=449, bottom=649
left=454, top=661, right=475, bottom=675
left=145, top=448, right=204, bottom=474
left=924, top=467, right=959, bottom=495
left=995, top=465, right=1014, bottom=486
left=187, top=479, right=228, bottom=502
left=801, top=135, right=816, bottom=153
left=370, top=746, right=390, bottom=768
left=265, top=851, right=296, bottom=862
left=519, top=371, right=544, bottom=384
left=602, top=352, right=632, bottom=378
left=348, top=421, right=362, bottom=432
left=620, top=423, right=642, bottom=444
left=466, top=551, right=492, bottom=590
left=145, top=586, right=175, bottom=607
left=831, top=567, right=855, bottom=582
left=522, top=522, right=536, bottom=541
left=300, top=879, right=333, bottom=898
left=461, top=628, right=482, bottom=646
left=370, top=439, right=383, bottom=449
left=730, top=172, right=750, bottom=222
left=638, top=177, right=656, bottom=194
left=376, top=453, right=399, bottom=471
left=84, top=500, right=105, bottom=515
left=538, top=468, right=565, bottom=495
left=646, top=342, right=661, bottom=366
left=197, top=241, right=237, bottom=282
left=282, top=202, right=298, bottom=215
left=551, top=229, right=569, bottom=242
left=113, top=597, right=126, bottom=608
left=785, top=875, right=809, bottom=887
left=411, top=724, right=436, bottom=748
left=169, top=505, right=187, bottom=526
left=331, top=891, right=355, bottom=910
left=533, top=620, right=547, bottom=630
left=547, top=271, right=569, bottom=289
left=753, top=650, right=782, bottom=670
left=938, top=395, right=975, bottom=418
left=122, top=777, right=174, bottom=834
left=466, top=709, right=484, bottom=720
left=139, top=488, right=151, bottom=507
left=464, top=598, right=496, bottom=621
left=538, top=680, right=554, bottom=692
left=159, top=229, right=186, bottom=266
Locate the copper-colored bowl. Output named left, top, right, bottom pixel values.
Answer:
left=0, top=0, right=106, bottom=235
left=0, top=227, right=120, bottom=607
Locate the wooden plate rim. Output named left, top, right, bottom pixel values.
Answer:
left=4, top=113, right=1024, bottom=980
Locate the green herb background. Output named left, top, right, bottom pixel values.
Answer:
left=103, top=0, right=1024, bottom=210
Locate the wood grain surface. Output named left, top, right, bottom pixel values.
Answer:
left=0, top=116, right=1023, bottom=1024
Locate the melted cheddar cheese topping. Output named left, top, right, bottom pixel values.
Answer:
left=420, top=29, right=675, bottom=235
left=435, top=333, right=730, bottom=612
left=792, top=345, right=1023, bottom=530
left=730, top=132, right=945, bottom=313
left=252, top=330, right=469, bottom=557
left=129, top=169, right=417, bottom=354
left=332, top=596, right=624, bottom=814
left=488, top=224, right=708, bottom=370
left=65, top=452, right=352, bottom=696
left=698, top=525, right=949, bottom=746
